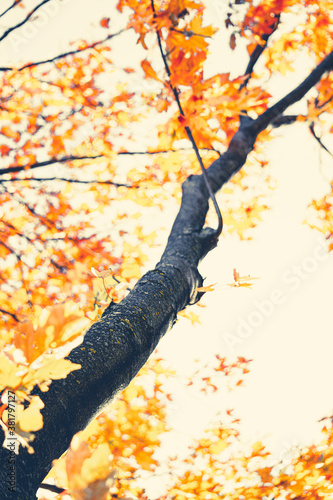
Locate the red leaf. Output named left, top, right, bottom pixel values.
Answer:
left=100, top=17, right=110, bottom=28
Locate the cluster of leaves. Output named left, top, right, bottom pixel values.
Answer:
left=45, top=357, right=170, bottom=499
left=165, top=418, right=333, bottom=500
left=0, top=302, right=88, bottom=450
left=307, top=193, right=333, bottom=251
left=37, top=356, right=333, bottom=500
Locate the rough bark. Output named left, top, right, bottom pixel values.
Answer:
left=0, top=50, right=332, bottom=500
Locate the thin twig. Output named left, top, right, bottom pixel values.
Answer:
left=39, top=483, right=66, bottom=494
left=240, top=14, right=280, bottom=91
left=1, top=177, right=135, bottom=188
left=0, top=155, right=103, bottom=176
left=0, top=0, right=20, bottom=20
left=309, top=122, right=333, bottom=158
left=0, top=0, right=53, bottom=43
left=0, top=308, right=20, bottom=322
left=118, top=147, right=220, bottom=155
left=0, top=30, right=125, bottom=72
left=150, top=0, right=223, bottom=237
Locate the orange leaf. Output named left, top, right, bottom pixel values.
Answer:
left=100, top=17, right=110, bottom=28
left=141, top=59, right=161, bottom=81
left=247, top=42, right=257, bottom=56
left=228, top=269, right=259, bottom=288
left=195, top=283, right=216, bottom=292
left=1, top=126, right=20, bottom=142
left=0, top=144, right=11, bottom=155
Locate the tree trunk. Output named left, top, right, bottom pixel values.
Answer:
left=0, top=50, right=332, bottom=499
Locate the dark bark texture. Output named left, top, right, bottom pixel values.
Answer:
left=0, top=49, right=332, bottom=500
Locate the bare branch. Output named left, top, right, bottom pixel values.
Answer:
left=0, top=155, right=103, bottom=176
left=0, top=308, right=19, bottom=322
left=118, top=147, right=220, bottom=156
left=253, top=50, right=333, bottom=134
left=39, top=484, right=65, bottom=494
left=309, top=122, right=333, bottom=157
left=0, top=0, right=53, bottom=43
left=1, top=176, right=135, bottom=188
left=0, top=0, right=20, bottom=20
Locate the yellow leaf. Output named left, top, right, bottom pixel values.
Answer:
left=91, top=267, right=114, bottom=279
left=0, top=352, right=23, bottom=391
left=178, top=310, right=200, bottom=325
left=65, top=433, right=116, bottom=500
left=23, top=358, right=81, bottom=391
left=210, top=439, right=228, bottom=455
left=19, top=395, right=44, bottom=432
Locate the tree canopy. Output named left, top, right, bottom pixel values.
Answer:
left=0, top=0, right=332, bottom=499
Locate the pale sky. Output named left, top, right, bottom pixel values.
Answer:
left=1, top=0, right=333, bottom=482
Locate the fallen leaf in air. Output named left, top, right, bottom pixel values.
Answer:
left=195, top=283, right=216, bottom=292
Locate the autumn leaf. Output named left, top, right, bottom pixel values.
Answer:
left=0, top=144, right=11, bottom=155
left=178, top=309, right=200, bottom=324
left=228, top=268, right=259, bottom=288
left=0, top=353, right=23, bottom=391
left=195, top=283, right=216, bottom=292
left=141, top=59, right=161, bottom=81
left=91, top=267, right=114, bottom=279
left=210, top=439, right=228, bottom=455
left=230, top=33, right=236, bottom=50
left=100, top=17, right=110, bottom=28
left=17, top=396, right=44, bottom=433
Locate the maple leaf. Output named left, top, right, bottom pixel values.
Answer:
left=227, top=268, right=260, bottom=288
left=141, top=59, right=161, bottom=82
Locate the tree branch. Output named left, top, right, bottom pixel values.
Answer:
left=0, top=155, right=103, bottom=176
left=271, top=114, right=300, bottom=127
left=1, top=176, right=135, bottom=188
left=0, top=38, right=332, bottom=500
left=39, top=483, right=65, bottom=494
left=253, top=50, right=333, bottom=134
left=118, top=147, right=220, bottom=155
left=309, top=122, right=333, bottom=157
left=0, top=0, right=20, bottom=20
left=0, top=115, right=252, bottom=499
left=0, top=30, right=125, bottom=72
left=239, top=14, right=280, bottom=91
left=0, top=0, right=53, bottom=43
left=151, top=0, right=223, bottom=237
left=0, top=308, right=19, bottom=322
